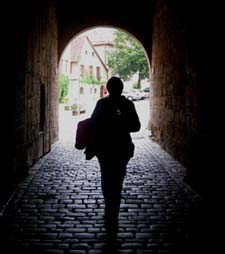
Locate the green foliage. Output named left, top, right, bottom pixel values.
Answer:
left=79, top=73, right=101, bottom=85
left=106, top=30, right=149, bottom=86
left=59, top=74, right=69, bottom=103
left=60, top=96, right=69, bottom=104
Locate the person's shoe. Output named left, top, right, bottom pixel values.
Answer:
left=106, top=238, right=118, bottom=254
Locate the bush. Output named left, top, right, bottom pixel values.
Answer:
left=60, top=96, right=69, bottom=104
left=59, top=74, right=69, bottom=103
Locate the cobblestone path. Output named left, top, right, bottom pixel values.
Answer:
left=0, top=138, right=209, bottom=254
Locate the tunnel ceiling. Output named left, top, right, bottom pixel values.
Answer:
left=56, top=0, right=154, bottom=58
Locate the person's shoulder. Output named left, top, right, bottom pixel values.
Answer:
left=97, top=96, right=110, bottom=104
left=121, top=95, right=134, bottom=106
left=101, top=95, right=110, bottom=101
left=94, top=96, right=110, bottom=109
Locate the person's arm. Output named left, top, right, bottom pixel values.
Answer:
left=90, top=99, right=104, bottom=130
left=127, top=101, right=141, bottom=132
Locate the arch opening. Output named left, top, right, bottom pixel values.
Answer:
left=58, top=26, right=152, bottom=141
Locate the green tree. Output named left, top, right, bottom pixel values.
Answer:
left=59, top=73, right=69, bottom=103
left=107, top=30, right=149, bottom=88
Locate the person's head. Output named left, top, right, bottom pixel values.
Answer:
left=106, top=76, right=123, bottom=97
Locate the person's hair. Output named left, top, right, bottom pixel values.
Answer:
left=106, top=77, right=123, bottom=96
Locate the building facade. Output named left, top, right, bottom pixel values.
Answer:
left=59, top=35, right=111, bottom=109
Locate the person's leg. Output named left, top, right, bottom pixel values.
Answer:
left=98, top=157, right=129, bottom=242
left=104, top=171, right=124, bottom=242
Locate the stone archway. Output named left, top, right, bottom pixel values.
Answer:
left=3, top=0, right=221, bottom=198
left=58, top=26, right=152, bottom=142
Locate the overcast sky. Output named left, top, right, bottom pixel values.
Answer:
left=79, top=27, right=116, bottom=42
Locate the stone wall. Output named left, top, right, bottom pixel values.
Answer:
left=15, top=0, right=58, bottom=170
left=150, top=0, right=224, bottom=197
left=150, top=0, right=199, bottom=165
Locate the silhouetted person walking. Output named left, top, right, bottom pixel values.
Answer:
left=85, top=77, right=141, bottom=247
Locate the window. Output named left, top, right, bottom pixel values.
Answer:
left=89, top=66, right=93, bottom=77
left=71, top=62, right=76, bottom=74
left=80, top=65, right=85, bottom=77
left=96, top=66, right=101, bottom=80
left=80, top=87, right=84, bottom=95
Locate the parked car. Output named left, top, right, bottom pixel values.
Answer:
left=143, top=87, right=150, bottom=93
left=123, top=89, right=142, bottom=101
left=141, top=87, right=150, bottom=99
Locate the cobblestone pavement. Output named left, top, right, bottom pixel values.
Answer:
left=0, top=137, right=212, bottom=254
